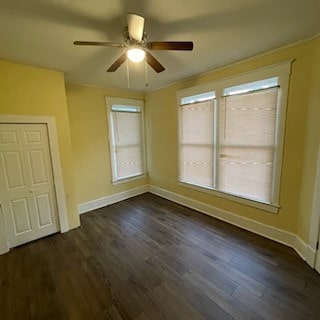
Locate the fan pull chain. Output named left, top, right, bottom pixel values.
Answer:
left=126, top=59, right=130, bottom=88
left=144, top=59, right=148, bottom=87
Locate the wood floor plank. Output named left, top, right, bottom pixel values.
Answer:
left=123, top=200, right=236, bottom=263
left=125, top=276, right=179, bottom=320
left=262, top=287, right=318, bottom=320
left=88, top=251, right=143, bottom=320
left=107, top=204, right=238, bottom=295
left=229, top=256, right=306, bottom=292
left=153, top=281, right=207, bottom=320
left=304, top=280, right=320, bottom=302
left=181, top=246, right=266, bottom=297
left=145, top=256, right=234, bottom=320
left=1, top=193, right=320, bottom=320
left=104, top=305, right=124, bottom=320
left=135, top=312, right=151, bottom=320
left=92, top=235, right=179, bottom=320
left=184, top=269, right=264, bottom=320
left=122, top=198, right=265, bottom=297
left=2, top=246, right=33, bottom=320
left=27, top=251, right=65, bottom=319
left=101, top=213, right=233, bottom=319
left=164, top=244, right=238, bottom=295
left=105, top=206, right=191, bottom=276
left=52, top=268, right=93, bottom=320
left=108, top=238, right=163, bottom=290
left=132, top=195, right=279, bottom=267
left=138, top=194, right=279, bottom=266
left=233, top=286, right=292, bottom=320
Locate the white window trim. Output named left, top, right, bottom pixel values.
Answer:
left=106, top=97, right=147, bottom=184
left=178, top=181, right=279, bottom=213
left=111, top=173, right=147, bottom=185
left=177, top=61, right=292, bottom=214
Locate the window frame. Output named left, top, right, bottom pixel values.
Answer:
left=177, top=61, right=292, bottom=213
left=106, top=97, right=147, bottom=184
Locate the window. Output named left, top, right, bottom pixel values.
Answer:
left=180, top=95, right=215, bottom=188
left=106, top=98, right=146, bottom=183
left=178, top=62, right=291, bottom=212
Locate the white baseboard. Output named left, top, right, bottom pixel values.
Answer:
left=77, top=184, right=317, bottom=268
left=294, top=236, right=316, bottom=266
left=149, top=185, right=317, bottom=267
left=78, top=185, right=149, bottom=214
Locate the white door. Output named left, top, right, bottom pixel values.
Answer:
left=0, top=123, right=59, bottom=247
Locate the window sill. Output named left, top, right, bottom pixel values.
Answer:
left=112, top=174, right=147, bottom=185
left=177, top=181, right=279, bottom=214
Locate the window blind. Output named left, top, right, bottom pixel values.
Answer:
left=179, top=100, right=214, bottom=188
left=219, top=87, right=278, bottom=203
left=111, top=110, right=144, bottom=180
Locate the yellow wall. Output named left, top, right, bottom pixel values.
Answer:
left=145, top=39, right=318, bottom=237
left=0, top=60, right=79, bottom=229
left=298, top=37, right=320, bottom=241
left=65, top=84, right=147, bottom=204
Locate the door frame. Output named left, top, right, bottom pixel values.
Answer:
left=308, top=139, right=320, bottom=268
left=0, top=115, right=69, bottom=254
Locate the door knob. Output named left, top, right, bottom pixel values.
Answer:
left=29, top=189, right=34, bottom=193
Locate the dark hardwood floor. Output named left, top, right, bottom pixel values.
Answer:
left=1, top=193, right=320, bottom=319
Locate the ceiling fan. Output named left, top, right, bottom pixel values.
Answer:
left=74, top=13, right=193, bottom=73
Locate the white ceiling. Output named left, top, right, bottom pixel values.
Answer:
left=0, top=0, right=319, bottom=92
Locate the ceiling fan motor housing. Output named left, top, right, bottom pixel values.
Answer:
left=123, top=27, right=147, bottom=47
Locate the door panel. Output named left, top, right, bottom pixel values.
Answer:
left=10, top=198, right=32, bottom=234
left=0, top=131, right=18, bottom=145
left=28, top=149, right=47, bottom=185
left=34, top=193, right=53, bottom=227
left=0, top=123, right=59, bottom=247
left=24, top=131, right=41, bottom=144
left=1, top=151, right=25, bottom=189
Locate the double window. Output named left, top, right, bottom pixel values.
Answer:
left=106, top=98, right=146, bottom=183
left=178, top=62, right=291, bottom=212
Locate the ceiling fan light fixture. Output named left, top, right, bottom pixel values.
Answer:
left=74, top=13, right=193, bottom=73
left=127, top=48, right=145, bottom=63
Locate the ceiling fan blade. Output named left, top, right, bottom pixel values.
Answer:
left=74, top=41, right=125, bottom=48
left=127, top=13, right=145, bottom=42
left=146, top=52, right=165, bottom=73
left=107, top=53, right=127, bottom=72
left=147, top=41, right=193, bottom=51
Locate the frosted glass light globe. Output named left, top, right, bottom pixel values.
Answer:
left=127, top=48, right=146, bottom=63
